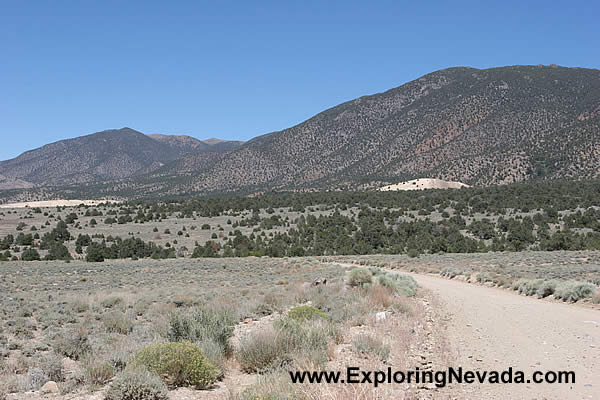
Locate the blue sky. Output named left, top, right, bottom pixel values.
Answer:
left=1, top=0, right=598, bottom=160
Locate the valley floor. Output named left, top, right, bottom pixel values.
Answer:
left=2, top=256, right=599, bottom=399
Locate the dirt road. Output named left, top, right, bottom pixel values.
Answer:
left=408, top=272, right=599, bottom=399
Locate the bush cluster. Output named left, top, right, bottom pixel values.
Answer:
left=105, top=368, right=168, bottom=400
left=132, top=342, right=219, bottom=389
left=167, top=307, right=237, bottom=355
left=511, top=278, right=596, bottom=302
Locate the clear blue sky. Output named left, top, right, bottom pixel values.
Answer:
left=1, top=0, right=598, bottom=160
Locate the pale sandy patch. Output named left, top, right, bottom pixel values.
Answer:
left=379, top=178, right=469, bottom=191
left=0, top=199, right=121, bottom=208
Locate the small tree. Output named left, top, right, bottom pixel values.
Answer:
left=21, top=248, right=41, bottom=261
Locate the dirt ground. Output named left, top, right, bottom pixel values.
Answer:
left=406, top=271, right=599, bottom=400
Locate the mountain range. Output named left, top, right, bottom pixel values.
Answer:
left=0, top=129, right=242, bottom=188
left=1, top=64, right=599, bottom=199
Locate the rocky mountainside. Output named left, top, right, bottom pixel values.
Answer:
left=0, top=128, right=242, bottom=188
left=133, top=65, right=600, bottom=196
left=147, top=134, right=243, bottom=153
left=1, top=65, right=599, bottom=198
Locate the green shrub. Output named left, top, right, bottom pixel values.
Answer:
left=476, top=272, right=493, bottom=283
left=554, top=281, right=596, bottom=302
left=407, top=248, right=420, bottom=258
left=348, top=268, right=372, bottom=287
left=367, top=266, right=384, bottom=276
left=287, top=305, right=328, bottom=322
left=45, top=242, right=72, bottom=261
left=516, top=279, right=543, bottom=296
left=132, top=342, right=218, bottom=389
left=86, top=244, right=105, bottom=262
left=276, top=318, right=337, bottom=365
left=237, top=318, right=338, bottom=373
left=352, top=334, right=390, bottom=361
left=377, top=273, right=417, bottom=296
left=167, top=307, right=236, bottom=355
left=511, top=278, right=527, bottom=291
left=21, top=248, right=41, bottom=261
left=536, top=280, right=559, bottom=298
left=105, top=368, right=168, bottom=400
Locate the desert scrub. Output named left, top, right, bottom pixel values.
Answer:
left=83, top=358, right=115, bottom=385
left=26, top=367, right=49, bottom=391
left=536, top=280, right=559, bottom=298
left=236, top=326, right=289, bottom=373
left=101, top=296, right=124, bottom=309
left=33, top=352, right=64, bottom=382
left=307, top=282, right=366, bottom=323
left=352, top=334, right=391, bottom=361
left=68, top=297, right=90, bottom=313
left=377, top=273, right=418, bottom=296
left=554, top=281, right=596, bottom=302
left=348, top=267, right=372, bottom=288
left=132, top=342, right=219, bottom=389
left=105, top=368, right=168, bottom=400
left=440, top=267, right=462, bottom=279
left=516, top=279, right=543, bottom=296
left=167, top=306, right=236, bottom=355
left=476, top=272, right=494, bottom=283
left=276, top=318, right=339, bottom=365
left=237, top=319, right=339, bottom=373
left=238, top=369, right=298, bottom=400
left=102, top=311, right=134, bottom=334
left=197, top=338, right=226, bottom=376
left=511, top=278, right=528, bottom=291
left=287, top=305, right=328, bottom=322
left=367, top=284, right=396, bottom=309
left=368, top=266, right=385, bottom=277
left=52, top=325, right=91, bottom=360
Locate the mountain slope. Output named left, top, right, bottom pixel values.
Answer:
left=2, top=64, right=599, bottom=198
left=0, top=128, right=180, bottom=186
left=143, top=65, right=600, bottom=195
left=0, top=129, right=243, bottom=188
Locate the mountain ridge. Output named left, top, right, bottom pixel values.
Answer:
left=1, top=64, right=599, bottom=198
left=143, top=64, right=599, bottom=195
left=0, top=128, right=243, bottom=188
